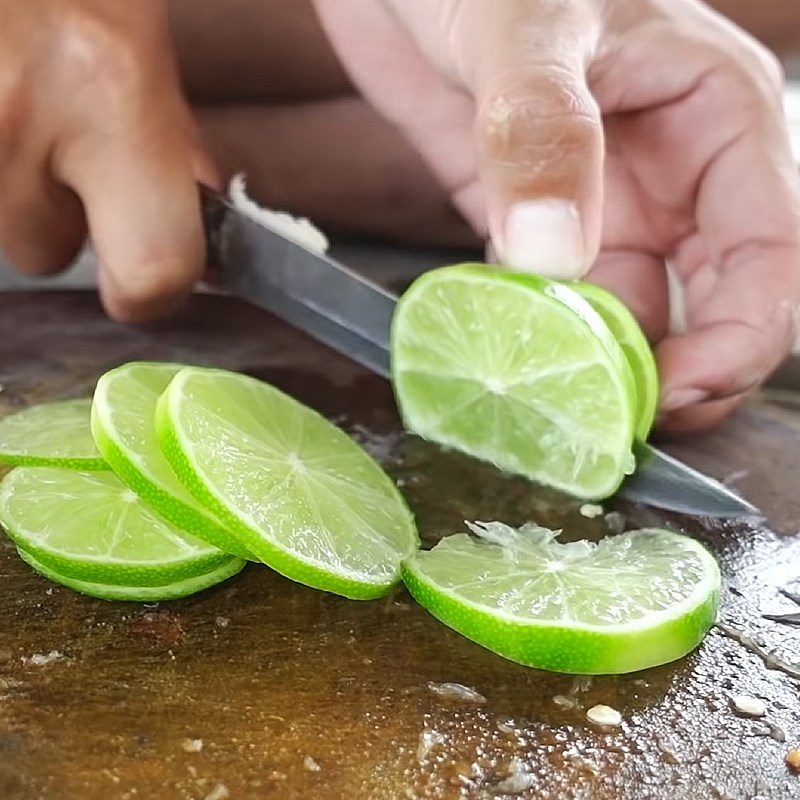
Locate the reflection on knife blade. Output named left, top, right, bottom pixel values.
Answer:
left=200, top=185, right=760, bottom=520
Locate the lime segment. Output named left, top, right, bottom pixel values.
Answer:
left=17, top=547, right=245, bottom=602
left=0, top=400, right=106, bottom=470
left=156, top=367, right=419, bottom=599
left=391, top=265, right=637, bottom=499
left=570, top=282, right=659, bottom=440
left=0, top=467, right=232, bottom=586
left=403, top=522, right=720, bottom=674
left=92, top=362, right=252, bottom=560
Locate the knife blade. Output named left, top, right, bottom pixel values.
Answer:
left=201, top=186, right=760, bottom=520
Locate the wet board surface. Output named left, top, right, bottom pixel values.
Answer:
left=0, top=290, right=799, bottom=800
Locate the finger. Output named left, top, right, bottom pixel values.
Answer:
left=659, top=393, right=747, bottom=434
left=461, top=2, right=603, bottom=278
left=0, top=114, right=86, bottom=274
left=585, top=251, right=669, bottom=343
left=661, top=80, right=800, bottom=417
left=55, top=107, right=206, bottom=324
left=0, top=172, right=86, bottom=276
left=46, top=4, right=211, bottom=324
left=313, top=0, right=484, bottom=235
left=591, top=26, right=800, bottom=428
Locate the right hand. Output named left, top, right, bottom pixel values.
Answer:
left=315, top=0, right=800, bottom=432
left=0, top=0, right=215, bottom=321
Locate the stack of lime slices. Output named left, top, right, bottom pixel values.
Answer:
left=0, top=265, right=721, bottom=673
left=0, top=364, right=418, bottom=601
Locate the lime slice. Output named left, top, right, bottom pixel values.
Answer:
left=92, top=362, right=252, bottom=560
left=391, top=265, right=637, bottom=499
left=403, top=522, right=720, bottom=674
left=0, top=467, right=232, bottom=586
left=570, top=282, right=659, bottom=440
left=155, top=367, right=419, bottom=599
left=0, top=400, right=106, bottom=470
left=17, top=547, right=245, bottom=602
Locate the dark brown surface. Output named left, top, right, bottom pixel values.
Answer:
left=0, top=291, right=799, bottom=800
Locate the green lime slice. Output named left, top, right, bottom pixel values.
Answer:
left=0, top=467, right=233, bottom=586
left=0, top=400, right=106, bottom=470
left=17, top=547, right=245, bottom=602
left=92, top=362, right=252, bottom=560
left=155, top=367, right=419, bottom=599
left=391, top=265, right=637, bottom=500
left=403, top=522, right=720, bottom=674
left=570, top=282, right=659, bottom=440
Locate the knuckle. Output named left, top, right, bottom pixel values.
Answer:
left=707, top=44, right=785, bottom=108
left=55, top=13, right=149, bottom=103
left=699, top=58, right=774, bottom=120
left=478, top=68, right=600, bottom=167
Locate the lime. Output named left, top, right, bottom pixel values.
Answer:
left=0, top=467, right=233, bottom=586
left=92, top=362, right=252, bottom=560
left=0, top=400, right=106, bottom=470
left=155, top=367, right=419, bottom=599
left=17, top=547, right=245, bottom=602
left=391, top=265, right=637, bottom=499
left=403, top=522, right=720, bottom=674
left=570, top=282, right=659, bottom=440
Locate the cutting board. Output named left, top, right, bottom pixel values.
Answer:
left=1, top=291, right=799, bottom=800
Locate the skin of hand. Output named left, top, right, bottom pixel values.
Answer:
left=0, top=0, right=216, bottom=322
left=313, top=0, right=800, bottom=432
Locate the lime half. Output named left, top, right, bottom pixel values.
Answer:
left=17, top=547, right=245, bottom=602
left=0, top=400, right=106, bottom=470
left=570, top=282, right=659, bottom=440
left=156, top=367, right=419, bottom=599
left=403, top=522, right=720, bottom=674
left=0, top=467, right=233, bottom=586
left=391, top=265, right=637, bottom=499
left=92, top=362, right=252, bottom=560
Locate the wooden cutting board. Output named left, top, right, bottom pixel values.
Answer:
left=1, top=291, right=799, bottom=800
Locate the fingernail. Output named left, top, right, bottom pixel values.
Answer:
left=662, top=387, right=709, bottom=412
left=502, top=199, right=586, bottom=278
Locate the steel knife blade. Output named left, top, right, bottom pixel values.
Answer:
left=201, top=185, right=761, bottom=520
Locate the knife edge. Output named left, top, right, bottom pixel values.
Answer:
left=200, top=184, right=761, bottom=519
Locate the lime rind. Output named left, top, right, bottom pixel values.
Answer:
left=91, top=363, right=253, bottom=560
left=391, top=265, right=637, bottom=500
left=403, top=525, right=720, bottom=674
left=0, top=467, right=232, bottom=586
left=569, top=281, right=659, bottom=440
left=0, top=400, right=107, bottom=470
left=17, top=546, right=246, bottom=602
left=155, top=367, right=419, bottom=600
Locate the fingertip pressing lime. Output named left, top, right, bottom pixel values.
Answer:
left=17, top=546, right=245, bottom=602
left=0, top=400, right=106, bottom=470
left=391, top=265, right=637, bottom=500
left=569, top=282, right=659, bottom=440
left=403, top=522, right=720, bottom=674
left=155, top=367, right=419, bottom=599
left=91, top=362, right=253, bottom=560
left=0, top=467, right=233, bottom=586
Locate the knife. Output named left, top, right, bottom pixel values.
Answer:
left=201, top=186, right=761, bottom=520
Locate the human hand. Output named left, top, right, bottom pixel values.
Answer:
left=314, top=0, right=800, bottom=431
left=0, top=0, right=215, bottom=321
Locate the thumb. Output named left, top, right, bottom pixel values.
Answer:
left=467, top=12, right=603, bottom=278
